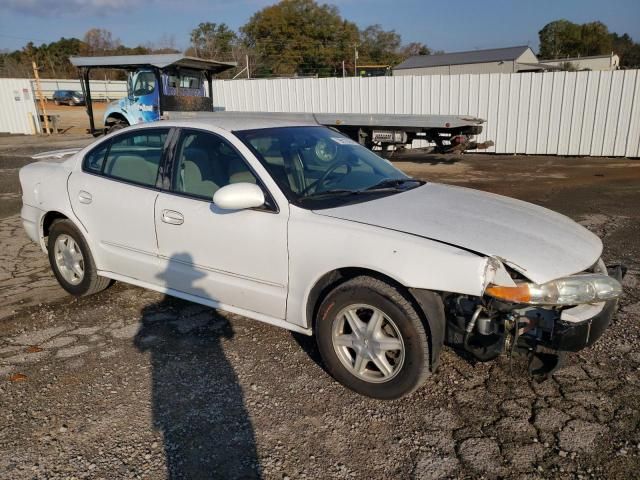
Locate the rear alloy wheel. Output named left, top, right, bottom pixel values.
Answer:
left=48, top=219, right=112, bottom=296
left=53, top=234, right=84, bottom=286
left=316, top=276, right=430, bottom=399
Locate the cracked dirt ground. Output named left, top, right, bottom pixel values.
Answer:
left=0, top=136, right=639, bottom=479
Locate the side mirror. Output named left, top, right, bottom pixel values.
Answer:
left=213, top=183, right=265, bottom=210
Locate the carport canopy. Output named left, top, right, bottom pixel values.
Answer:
left=69, top=54, right=236, bottom=74
left=70, top=54, right=236, bottom=135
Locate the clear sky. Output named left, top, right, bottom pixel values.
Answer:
left=1, top=0, right=639, bottom=53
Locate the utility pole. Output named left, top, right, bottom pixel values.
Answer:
left=246, top=54, right=250, bottom=79
left=32, top=61, right=50, bottom=135
left=342, top=60, right=346, bottom=78
left=354, top=46, right=358, bottom=77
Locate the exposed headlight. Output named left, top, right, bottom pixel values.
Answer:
left=485, top=274, right=622, bottom=306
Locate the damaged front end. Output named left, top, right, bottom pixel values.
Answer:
left=444, top=258, right=625, bottom=378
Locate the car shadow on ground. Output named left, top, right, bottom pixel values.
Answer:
left=134, top=253, right=260, bottom=479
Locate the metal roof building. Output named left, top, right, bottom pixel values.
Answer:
left=393, top=46, right=543, bottom=76
left=538, top=53, right=620, bottom=71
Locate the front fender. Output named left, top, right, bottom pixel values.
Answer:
left=287, top=206, right=491, bottom=329
left=103, top=100, right=134, bottom=126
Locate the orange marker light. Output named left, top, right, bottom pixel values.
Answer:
left=485, top=283, right=531, bottom=303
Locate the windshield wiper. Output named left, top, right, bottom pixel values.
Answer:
left=300, top=179, right=424, bottom=202
left=363, top=178, right=424, bottom=191
left=301, top=189, right=359, bottom=200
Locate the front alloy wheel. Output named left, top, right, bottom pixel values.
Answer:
left=332, top=304, right=405, bottom=383
left=316, top=276, right=431, bottom=400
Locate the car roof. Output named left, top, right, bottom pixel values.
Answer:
left=138, top=112, right=321, bottom=132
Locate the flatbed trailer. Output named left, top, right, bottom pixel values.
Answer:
left=70, top=54, right=492, bottom=153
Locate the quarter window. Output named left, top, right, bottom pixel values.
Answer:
left=173, top=130, right=258, bottom=200
left=84, top=143, right=108, bottom=173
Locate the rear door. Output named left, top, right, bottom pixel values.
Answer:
left=68, top=127, right=171, bottom=283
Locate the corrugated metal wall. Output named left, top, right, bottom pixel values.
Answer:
left=33, top=79, right=127, bottom=100
left=212, top=70, right=640, bottom=157
left=0, top=79, right=41, bottom=135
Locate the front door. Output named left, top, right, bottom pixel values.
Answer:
left=154, top=128, right=289, bottom=319
left=68, top=128, right=171, bottom=283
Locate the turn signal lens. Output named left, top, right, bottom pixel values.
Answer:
left=485, top=284, right=531, bottom=303
left=485, top=274, right=622, bottom=305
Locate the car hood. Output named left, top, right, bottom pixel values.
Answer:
left=314, top=183, right=602, bottom=284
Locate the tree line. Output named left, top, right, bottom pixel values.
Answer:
left=0, top=28, right=178, bottom=79
left=1, top=0, right=638, bottom=80
left=539, top=19, right=640, bottom=67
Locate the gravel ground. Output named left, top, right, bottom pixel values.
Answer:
left=0, top=135, right=639, bottom=479
left=41, top=101, right=107, bottom=134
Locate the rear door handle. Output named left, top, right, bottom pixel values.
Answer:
left=78, top=190, right=92, bottom=204
left=161, top=209, right=184, bottom=225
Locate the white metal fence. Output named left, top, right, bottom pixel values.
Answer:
left=33, top=79, right=127, bottom=101
left=211, top=70, right=640, bottom=157
left=2, top=72, right=639, bottom=156
left=0, top=79, right=40, bottom=134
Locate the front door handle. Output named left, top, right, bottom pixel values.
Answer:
left=161, top=209, right=184, bottom=225
left=78, top=190, right=92, bottom=204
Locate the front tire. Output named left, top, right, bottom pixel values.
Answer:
left=106, top=120, right=128, bottom=135
left=47, top=219, right=111, bottom=297
left=316, top=276, right=430, bottom=400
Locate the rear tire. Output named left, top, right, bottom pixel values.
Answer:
left=316, top=276, right=430, bottom=400
left=47, top=219, right=111, bottom=297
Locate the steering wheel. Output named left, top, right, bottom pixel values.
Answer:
left=301, top=160, right=352, bottom=195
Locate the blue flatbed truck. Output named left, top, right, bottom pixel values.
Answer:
left=70, top=54, right=492, bottom=153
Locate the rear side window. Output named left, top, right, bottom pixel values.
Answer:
left=83, top=129, right=169, bottom=188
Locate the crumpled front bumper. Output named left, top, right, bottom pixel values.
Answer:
left=547, top=264, right=625, bottom=352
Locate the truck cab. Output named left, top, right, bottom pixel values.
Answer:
left=104, top=70, right=159, bottom=130
left=104, top=68, right=210, bottom=132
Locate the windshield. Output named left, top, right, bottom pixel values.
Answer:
left=235, top=126, right=422, bottom=208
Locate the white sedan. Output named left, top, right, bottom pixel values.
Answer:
left=20, top=117, right=623, bottom=399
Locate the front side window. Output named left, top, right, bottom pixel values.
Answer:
left=133, top=72, right=156, bottom=97
left=173, top=130, right=258, bottom=200
left=83, top=129, right=169, bottom=187
left=235, top=126, right=421, bottom=208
